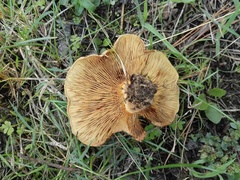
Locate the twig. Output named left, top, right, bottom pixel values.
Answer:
left=180, top=110, right=197, bottom=164
left=120, top=3, right=125, bottom=31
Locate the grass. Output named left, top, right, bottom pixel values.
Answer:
left=0, top=0, right=240, bottom=179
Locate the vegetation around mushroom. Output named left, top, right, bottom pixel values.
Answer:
left=0, top=0, right=240, bottom=179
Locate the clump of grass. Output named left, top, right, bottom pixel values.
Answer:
left=1, top=0, right=240, bottom=179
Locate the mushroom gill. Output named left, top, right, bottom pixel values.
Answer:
left=65, top=34, right=179, bottom=146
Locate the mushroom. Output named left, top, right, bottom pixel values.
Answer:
left=64, top=34, right=179, bottom=146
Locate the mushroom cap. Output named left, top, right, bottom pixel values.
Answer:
left=65, top=34, right=179, bottom=146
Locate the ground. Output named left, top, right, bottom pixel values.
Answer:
left=0, top=0, right=240, bottom=179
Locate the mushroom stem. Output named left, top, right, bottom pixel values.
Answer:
left=122, top=74, right=157, bottom=114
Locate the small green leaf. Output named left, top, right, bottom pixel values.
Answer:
left=103, top=0, right=117, bottom=5
left=80, top=0, right=100, bottom=12
left=100, top=48, right=107, bottom=54
left=170, top=120, right=185, bottom=130
left=9, top=128, right=14, bottom=135
left=228, top=172, right=240, bottom=180
left=102, top=38, right=111, bottom=47
left=133, top=147, right=140, bottom=153
left=235, top=65, right=240, bottom=73
left=145, top=124, right=155, bottom=131
left=148, top=129, right=161, bottom=140
left=59, top=0, right=69, bottom=6
left=93, top=38, right=102, bottom=46
left=1, top=121, right=14, bottom=136
left=193, top=93, right=208, bottom=110
left=17, top=125, right=25, bottom=135
left=145, top=124, right=162, bottom=141
left=207, top=88, right=226, bottom=98
left=205, top=104, right=223, bottom=124
left=177, top=121, right=185, bottom=130
left=74, top=5, right=84, bottom=16
left=102, top=0, right=110, bottom=4
left=230, top=122, right=237, bottom=129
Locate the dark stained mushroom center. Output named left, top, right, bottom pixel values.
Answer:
left=123, top=74, right=157, bottom=113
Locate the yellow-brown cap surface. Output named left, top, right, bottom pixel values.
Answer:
left=65, top=34, right=179, bottom=146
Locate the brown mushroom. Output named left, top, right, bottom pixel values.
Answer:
left=64, top=34, right=179, bottom=146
